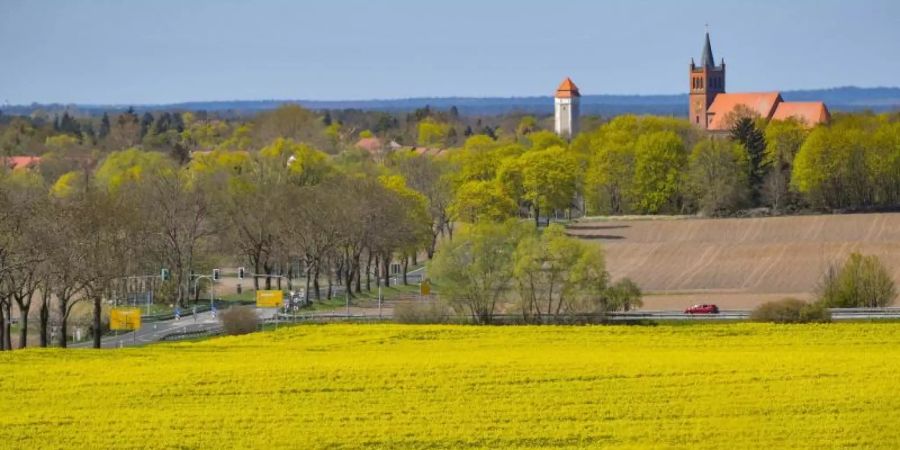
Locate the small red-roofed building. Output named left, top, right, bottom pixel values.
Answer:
left=2, top=156, right=42, bottom=170
left=355, top=137, right=383, bottom=154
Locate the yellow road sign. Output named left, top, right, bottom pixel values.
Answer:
left=110, top=308, right=142, bottom=331
left=256, top=290, right=284, bottom=308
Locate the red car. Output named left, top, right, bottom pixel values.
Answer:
left=684, top=304, right=719, bottom=314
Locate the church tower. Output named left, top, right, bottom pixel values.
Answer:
left=689, top=32, right=725, bottom=129
left=554, top=77, right=580, bottom=139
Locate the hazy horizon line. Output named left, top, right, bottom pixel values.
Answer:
left=6, top=85, right=899, bottom=109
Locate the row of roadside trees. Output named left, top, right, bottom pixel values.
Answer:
left=0, top=138, right=437, bottom=349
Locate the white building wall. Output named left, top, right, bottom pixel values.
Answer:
left=554, top=97, right=579, bottom=139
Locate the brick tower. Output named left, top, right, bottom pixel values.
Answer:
left=689, top=32, right=725, bottom=129
left=554, top=77, right=581, bottom=139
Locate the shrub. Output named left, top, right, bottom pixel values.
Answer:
left=393, top=301, right=450, bottom=324
left=219, top=306, right=259, bottom=335
left=750, top=298, right=831, bottom=324
left=799, top=301, right=832, bottom=323
left=819, top=253, right=897, bottom=308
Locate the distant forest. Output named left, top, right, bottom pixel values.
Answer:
left=4, top=86, right=899, bottom=118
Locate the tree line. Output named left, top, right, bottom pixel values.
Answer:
left=2, top=104, right=899, bottom=348
left=0, top=139, right=439, bottom=349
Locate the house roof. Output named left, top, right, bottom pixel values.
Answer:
left=707, top=92, right=783, bottom=130
left=555, top=77, right=580, bottom=98
left=355, top=137, right=382, bottom=153
left=2, top=156, right=41, bottom=169
left=771, top=102, right=830, bottom=127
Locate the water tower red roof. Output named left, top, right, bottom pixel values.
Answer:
left=555, top=77, right=580, bottom=98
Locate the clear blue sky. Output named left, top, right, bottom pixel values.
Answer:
left=1, top=0, right=898, bottom=105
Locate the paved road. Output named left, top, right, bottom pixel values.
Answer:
left=72, top=308, right=277, bottom=349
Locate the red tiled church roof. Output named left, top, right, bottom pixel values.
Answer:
left=707, top=92, right=782, bottom=130
left=771, top=101, right=831, bottom=126
left=555, top=77, right=580, bottom=98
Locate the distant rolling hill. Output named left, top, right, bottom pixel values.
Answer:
left=4, top=86, right=899, bottom=117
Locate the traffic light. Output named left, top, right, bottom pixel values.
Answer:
left=212, top=268, right=220, bottom=281
left=160, top=268, right=170, bottom=281
left=238, top=267, right=245, bottom=280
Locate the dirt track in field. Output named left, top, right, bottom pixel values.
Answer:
left=567, top=213, right=900, bottom=310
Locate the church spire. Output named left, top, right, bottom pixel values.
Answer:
left=701, top=31, right=715, bottom=67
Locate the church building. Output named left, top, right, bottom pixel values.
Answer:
left=689, top=32, right=830, bottom=131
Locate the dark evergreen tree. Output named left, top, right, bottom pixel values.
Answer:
left=447, top=127, right=458, bottom=145
left=99, top=112, right=111, bottom=138
left=172, top=112, right=185, bottom=132
left=119, top=107, right=139, bottom=127
left=154, top=112, right=172, bottom=134
left=373, top=114, right=398, bottom=134
left=730, top=117, right=767, bottom=204
left=449, top=105, right=459, bottom=119
left=464, top=125, right=473, bottom=137
left=140, top=112, right=154, bottom=138
left=414, top=105, right=431, bottom=122
left=59, top=112, right=81, bottom=136
left=323, top=111, right=332, bottom=127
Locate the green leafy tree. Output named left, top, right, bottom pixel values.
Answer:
left=763, top=119, right=809, bottom=210
left=429, top=220, right=528, bottom=323
left=819, top=253, right=897, bottom=308
left=527, top=130, right=564, bottom=151
left=585, top=140, right=635, bottom=215
left=516, top=116, right=537, bottom=137
left=518, top=146, right=579, bottom=225
left=792, top=124, right=870, bottom=208
left=632, top=131, right=686, bottom=214
left=417, top=118, right=451, bottom=147
left=687, top=138, right=749, bottom=214
left=94, top=149, right=173, bottom=191
left=513, top=224, right=596, bottom=320
left=449, top=180, right=516, bottom=223
left=603, top=278, right=643, bottom=312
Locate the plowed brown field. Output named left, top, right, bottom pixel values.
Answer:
left=567, top=213, right=900, bottom=310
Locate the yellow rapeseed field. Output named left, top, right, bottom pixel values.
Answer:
left=2, top=323, right=900, bottom=449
